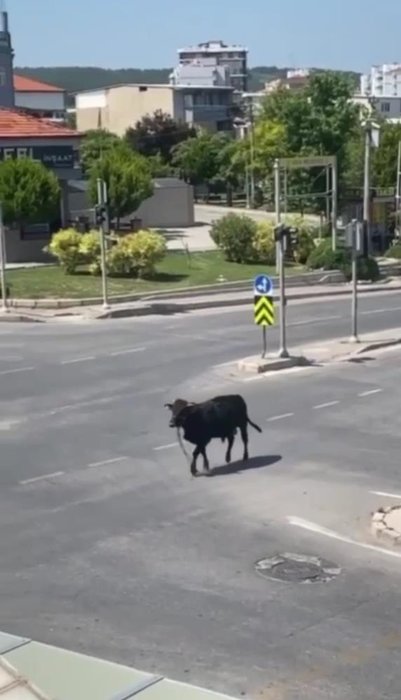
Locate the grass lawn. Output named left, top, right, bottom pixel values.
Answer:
left=6, top=251, right=300, bottom=299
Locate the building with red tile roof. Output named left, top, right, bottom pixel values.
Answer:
left=0, top=107, right=76, bottom=138
left=13, top=75, right=64, bottom=93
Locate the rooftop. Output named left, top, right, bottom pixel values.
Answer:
left=14, top=74, right=64, bottom=93
left=178, top=40, right=248, bottom=53
left=0, top=108, right=79, bottom=138
left=75, top=82, right=234, bottom=95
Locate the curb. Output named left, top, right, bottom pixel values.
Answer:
left=371, top=506, right=401, bottom=545
left=96, top=283, right=401, bottom=320
left=237, top=355, right=310, bottom=373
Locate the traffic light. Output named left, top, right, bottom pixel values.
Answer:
left=274, top=224, right=298, bottom=245
left=94, top=204, right=107, bottom=227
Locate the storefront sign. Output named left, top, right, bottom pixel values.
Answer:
left=0, top=145, right=75, bottom=169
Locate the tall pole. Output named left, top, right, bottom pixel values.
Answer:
left=278, top=234, right=288, bottom=358
left=248, top=99, right=255, bottom=208
left=332, top=159, right=338, bottom=252
left=274, top=159, right=281, bottom=274
left=97, top=178, right=109, bottom=311
left=350, top=220, right=358, bottom=343
left=363, top=124, right=371, bottom=256
left=0, top=203, right=8, bottom=312
left=396, top=141, right=401, bottom=234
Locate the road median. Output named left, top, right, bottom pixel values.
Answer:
left=236, top=327, right=401, bottom=375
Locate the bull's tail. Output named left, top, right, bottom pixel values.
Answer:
left=247, top=416, right=262, bottom=433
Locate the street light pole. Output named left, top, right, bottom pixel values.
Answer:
left=97, top=178, right=110, bottom=311
left=274, top=158, right=281, bottom=274
left=0, top=203, right=8, bottom=312
left=363, top=124, right=372, bottom=256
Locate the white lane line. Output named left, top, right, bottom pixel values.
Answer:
left=154, top=442, right=179, bottom=451
left=370, top=491, right=401, bottom=501
left=358, top=389, right=383, bottom=398
left=61, top=356, right=95, bottom=365
left=289, top=314, right=342, bottom=327
left=0, top=366, right=34, bottom=376
left=361, top=305, right=401, bottom=315
left=110, top=347, right=146, bottom=357
left=20, top=471, right=64, bottom=486
left=266, top=413, right=294, bottom=422
left=88, top=456, right=128, bottom=468
left=288, top=516, right=401, bottom=560
left=313, top=401, right=340, bottom=410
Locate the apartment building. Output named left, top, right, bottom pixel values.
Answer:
left=360, top=63, right=401, bottom=97
left=75, top=83, right=234, bottom=135
left=177, top=40, right=248, bottom=92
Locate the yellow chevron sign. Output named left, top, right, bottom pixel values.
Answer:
left=254, top=295, right=275, bottom=326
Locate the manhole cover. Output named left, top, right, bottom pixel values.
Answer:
left=254, top=553, right=341, bottom=584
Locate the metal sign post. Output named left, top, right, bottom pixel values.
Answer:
left=0, top=203, right=8, bottom=312
left=345, top=219, right=363, bottom=343
left=253, top=274, right=275, bottom=358
left=96, top=178, right=110, bottom=311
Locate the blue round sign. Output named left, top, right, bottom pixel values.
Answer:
left=253, top=274, right=273, bottom=296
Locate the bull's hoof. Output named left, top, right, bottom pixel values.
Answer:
left=191, top=469, right=198, bottom=477
left=225, top=455, right=231, bottom=464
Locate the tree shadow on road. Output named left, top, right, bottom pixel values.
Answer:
left=205, top=454, right=282, bottom=478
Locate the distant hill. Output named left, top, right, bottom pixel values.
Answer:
left=14, top=65, right=360, bottom=95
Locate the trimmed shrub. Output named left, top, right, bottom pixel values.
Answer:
left=45, top=228, right=82, bottom=274
left=210, top=213, right=258, bottom=263
left=307, top=239, right=348, bottom=271
left=253, top=221, right=276, bottom=265
left=79, top=231, right=102, bottom=276
left=107, top=230, right=167, bottom=278
left=385, top=242, right=401, bottom=259
left=307, top=239, right=380, bottom=281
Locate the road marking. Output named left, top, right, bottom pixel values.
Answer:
left=313, top=400, right=340, bottom=410
left=20, top=471, right=64, bottom=486
left=361, top=305, right=401, bottom=315
left=358, top=389, right=383, bottom=398
left=154, top=442, right=179, bottom=451
left=110, top=347, right=146, bottom=357
left=266, top=413, right=294, bottom=422
left=288, top=516, right=401, bottom=560
left=0, top=366, right=34, bottom=376
left=61, top=356, right=95, bottom=365
left=370, top=491, right=401, bottom=500
left=289, top=314, right=342, bottom=327
left=88, top=456, right=128, bottom=468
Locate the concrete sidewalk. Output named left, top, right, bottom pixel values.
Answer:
left=0, top=631, right=240, bottom=700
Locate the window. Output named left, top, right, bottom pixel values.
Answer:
left=0, top=68, right=6, bottom=86
left=381, top=102, right=391, bottom=113
left=139, top=86, right=147, bottom=92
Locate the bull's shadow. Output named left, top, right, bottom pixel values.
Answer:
left=203, top=454, right=281, bottom=478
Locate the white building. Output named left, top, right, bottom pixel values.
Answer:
left=14, top=74, right=67, bottom=122
left=360, top=63, right=401, bottom=97
left=170, top=58, right=229, bottom=87
left=177, top=40, right=248, bottom=92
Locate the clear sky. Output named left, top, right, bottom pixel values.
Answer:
left=9, top=0, right=401, bottom=72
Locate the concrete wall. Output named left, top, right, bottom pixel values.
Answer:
left=4, top=228, right=52, bottom=264
left=135, top=179, right=195, bottom=227
left=68, top=178, right=194, bottom=229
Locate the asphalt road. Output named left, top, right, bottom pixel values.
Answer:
left=2, top=291, right=401, bottom=699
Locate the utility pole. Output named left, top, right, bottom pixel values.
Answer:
left=247, top=97, right=255, bottom=208
left=0, top=203, right=8, bottom=312
left=274, top=158, right=281, bottom=274
left=362, top=116, right=380, bottom=256
left=396, top=141, right=401, bottom=235
left=274, top=224, right=298, bottom=359
left=96, top=178, right=110, bottom=311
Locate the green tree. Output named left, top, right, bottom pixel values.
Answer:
left=0, top=158, right=60, bottom=228
left=89, top=149, right=153, bottom=229
left=372, top=122, right=401, bottom=189
left=80, top=129, right=122, bottom=173
left=171, top=132, right=224, bottom=194
left=125, top=110, right=196, bottom=163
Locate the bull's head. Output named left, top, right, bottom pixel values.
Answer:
left=164, top=399, right=193, bottom=428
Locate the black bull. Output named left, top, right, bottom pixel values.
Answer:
left=165, top=395, right=262, bottom=475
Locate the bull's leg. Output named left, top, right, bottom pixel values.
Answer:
left=239, top=423, right=249, bottom=461
left=200, top=445, right=210, bottom=472
left=225, top=433, right=235, bottom=464
left=191, top=446, right=201, bottom=476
